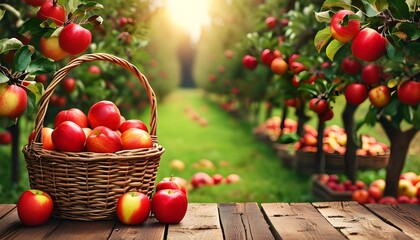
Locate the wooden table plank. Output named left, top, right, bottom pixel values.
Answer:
left=109, top=216, right=165, bottom=240
left=261, top=202, right=345, bottom=240
left=0, top=204, right=15, bottom=218
left=0, top=206, right=60, bottom=240
left=365, top=203, right=420, bottom=240
left=166, top=203, right=223, bottom=240
left=312, top=201, right=412, bottom=240
left=219, top=202, right=274, bottom=240
left=44, top=220, right=116, bottom=240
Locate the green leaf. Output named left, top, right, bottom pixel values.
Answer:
left=383, top=98, right=399, bottom=116
left=27, top=57, right=56, bottom=75
left=388, top=0, right=409, bottom=19
left=25, top=82, right=44, bottom=104
left=364, top=107, right=379, bottom=126
left=314, top=11, right=331, bottom=23
left=326, top=39, right=344, bottom=61
left=360, top=0, right=379, bottom=17
left=18, top=18, right=46, bottom=37
left=314, top=27, right=332, bottom=53
left=13, top=45, right=35, bottom=72
left=278, top=133, right=300, bottom=144
left=0, top=38, right=23, bottom=55
left=0, top=9, right=5, bottom=21
left=297, top=84, right=319, bottom=96
left=412, top=107, right=420, bottom=129
left=322, top=0, right=352, bottom=10
left=0, top=73, right=8, bottom=83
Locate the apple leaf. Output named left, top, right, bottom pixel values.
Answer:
left=388, top=0, right=409, bottom=19
left=383, top=98, right=399, bottom=116
left=412, top=108, right=420, bottom=129
left=0, top=38, right=23, bottom=55
left=321, top=0, right=352, bottom=10
left=27, top=57, right=56, bottom=75
left=374, top=0, right=389, bottom=11
left=0, top=9, right=5, bottom=21
left=0, top=72, right=8, bottom=84
left=19, top=18, right=46, bottom=37
left=25, top=82, right=44, bottom=105
left=13, top=45, right=35, bottom=73
left=326, top=39, right=344, bottom=61
left=314, top=27, right=332, bottom=53
left=0, top=116, right=16, bottom=128
left=364, top=107, right=379, bottom=126
left=278, top=133, right=300, bottom=144
left=314, top=11, right=331, bottom=23
left=360, top=0, right=379, bottom=17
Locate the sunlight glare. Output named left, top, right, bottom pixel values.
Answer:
left=166, top=0, right=210, bottom=42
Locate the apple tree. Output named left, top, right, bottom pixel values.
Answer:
left=314, top=0, right=420, bottom=197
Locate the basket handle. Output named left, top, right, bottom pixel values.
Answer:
left=32, top=53, right=158, bottom=143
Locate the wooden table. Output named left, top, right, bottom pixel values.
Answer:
left=1, top=202, right=419, bottom=239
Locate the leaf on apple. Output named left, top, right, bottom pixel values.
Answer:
left=314, top=27, right=331, bottom=53
left=326, top=39, right=344, bottom=61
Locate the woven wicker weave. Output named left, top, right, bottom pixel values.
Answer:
left=22, top=53, right=165, bottom=221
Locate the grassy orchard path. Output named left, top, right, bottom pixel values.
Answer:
left=138, top=89, right=314, bottom=203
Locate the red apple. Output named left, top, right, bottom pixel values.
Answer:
left=116, top=191, right=151, bottom=225
left=397, top=80, right=420, bottom=106
left=270, top=57, right=288, bottom=75
left=52, top=121, right=86, bottom=152
left=226, top=173, right=241, bottom=184
left=151, top=189, right=188, bottom=224
left=161, top=176, right=188, bottom=195
left=191, top=172, right=214, bottom=188
left=330, top=10, right=360, bottom=43
left=352, top=189, right=369, bottom=205
left=400, top=172, right=418, bottom=185
left=0, top=83, right=28, bottom=119
left=54, top=108, right=88, bottom=128
left=341, top=56, right=362, bottom=75
left=370, top=179, right=386, bottom=192
left=86, top=126, right=122, bottom=153
left=265, top=16, right=277, bottom=29
left=212, top=174, right=225, bottom=185
left=35, top=74, right=48, bottom=86
left=309, top=98, right=329, bottom=114
left=225, top=49, right=233, bottom=59
left=361, top=64, right=382, bottom=85
left=288, top=54, right=300, bottom=66
left=397, top=195, right=411, bottom=204
left=289, top=61, right=307, bottom=74
left=40, top=36, right=69, bottom=61
left=121, top=128, right=153, bottom=150
left=17, top=189, right=53, bottom=226
left=59, top=23, right=92, bottom=55
left=156, top=177, right=187, bottom=196
left=28, top=127, right=55, bottom=150
left=368, top=185, right=383, bottom=201
left=319, top=109, right=334, bottom=121
left=345, top=83, right=368, bottom=105
left=37, top=1, right=66, bottom=26
left=261, top=49, right=275, bottom=65
left=368, top=85, right=390, bottom=108
left=378, top=196, right=397, bottom=204
left=0, top=130, right=12, bottom=145
left=242, top=55, right=258, bottom=70
left=119, top=119, right=148, bottom=133
left=352, top=28, right=387, bottom=62
left=62, top=77, right=76, bottom=93
left=50, top=94, right=66, bottom=107
left=88, top=100, right=121, bottom=130
left=88, top=65, right=101, bottom=74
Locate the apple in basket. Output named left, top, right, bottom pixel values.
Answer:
left=54, top=108, right=88, bottom=128
left=119, top=119, right=148, bottom=133
left=52, top=121, right=86, bottom=152
left=88, top=100, right=121, bottom=130
left=17, top=189, right=53, bottom=226
left=116, top=191, right=151, bottom=225
left=86, top=126, right=122, bottom=153
left=151, top=189, right=188, bottom=224
left=121, top=128, right=153, bottom=150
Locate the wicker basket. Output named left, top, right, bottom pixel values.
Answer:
left=22, top=53, right=165, bottom=221
left=325, top=152, right=390, bottom=171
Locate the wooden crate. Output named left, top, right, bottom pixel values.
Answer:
left=311, top=175, right=352, bottom=201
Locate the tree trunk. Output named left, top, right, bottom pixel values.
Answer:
left=279, top=105, right=288, bottom=137
left=296, top=104, right=310, bottom=137
left=342, top=103, right=359, bottom=183
left=315, top=118, right=326, bottom=173
left=380, top=116, right=418, bottom=197
left=9, top=120, right=20, bottom=186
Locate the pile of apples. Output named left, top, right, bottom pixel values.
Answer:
left=295, top=125, right=389, bottom=156
left=28, top=100, right=153, bottom=153
left=190, top=172, right=240, bottom=189
left=253, top=117, right=298, bottom=141
left=352, top=172, right=420, bottom=205
left=0, top=130, right=12, bottom=145
left=317, top=174, right=367, bottom=193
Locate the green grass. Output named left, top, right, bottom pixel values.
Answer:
left=1, top=89, right=418, bottom=204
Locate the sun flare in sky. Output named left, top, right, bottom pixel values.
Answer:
left=165, top=0, right=211, bottom=42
